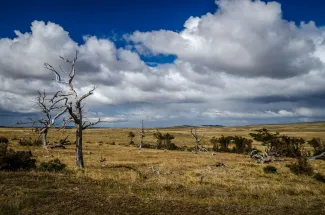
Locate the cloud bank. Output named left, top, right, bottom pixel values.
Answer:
left=1, top=0, right=325, bottom=127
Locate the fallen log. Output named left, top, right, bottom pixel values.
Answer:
left=309, top=152, right=325, bottom=160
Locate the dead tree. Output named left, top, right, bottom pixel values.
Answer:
left=139, top=119, right=145, bottom=150
left=45, top=51, right=100, bottom=168
left=190, top=127, right=206, bottom=153
left=18, top=90, right=67, bottom=151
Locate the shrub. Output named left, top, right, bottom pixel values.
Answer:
left=263, top=165, right=277, bottom=174
left=313, top=173, right=325, bottom=183
left=0, top=136, right=9, bottom=144
left=232, top=136, right=253, bottom=154
left=19, top=138, right=42, bottom=146
left=249, top=128, right=305, bottom=157
left=308, top=138, right=325, bottom=156
left=39, top=159, right=66, bottom=172
left=0, top=143, right=36, bottom=171
left=279, top=136, right=305, bottom=157
left=128, top=132, right=135, bottom=145
left=210, top=135, right=232, bottom=152
left=153, top=131, right=178, bottom=150
left=287, top=156, right=314, bottom=176
left=249, top=128, right=279, bottom=146
left=141, top=143, right=155, bottom=149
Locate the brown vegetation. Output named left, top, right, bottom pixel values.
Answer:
left=0, top=122, right=325, bottom=214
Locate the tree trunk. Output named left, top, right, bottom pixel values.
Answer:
left=42, top=130, right=49, bottom=152
left=195, top=140, right=199, bottom=153
left=139, top=135, right=143, bottom=149
left=76, top=124, right=84, bottom=168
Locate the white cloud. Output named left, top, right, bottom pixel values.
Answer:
left=1, top=1, right=325, bottom=127
left=129, top=0, right=324, bottom=78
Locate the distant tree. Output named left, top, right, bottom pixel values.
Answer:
left=18, top=90, right=67, bottom=152
left=45, top=51, right=101, bottom=168
left=128, top=131, right=135, bottom=145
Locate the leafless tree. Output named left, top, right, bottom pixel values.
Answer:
left=18, top=90, right=67, bottom=151
left=45, top=50, right=100, bottom=168
left=190, top=127, right=206, bottom=153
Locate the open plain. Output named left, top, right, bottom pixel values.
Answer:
left=1, top=122, right=325, bottom=215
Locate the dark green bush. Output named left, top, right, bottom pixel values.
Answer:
left=308, top=138, right=325, bottom=156
left=39, top=159, right=66, bottom=172
left=287, top=156, right=314, bottom=176
left=210, top=135, right=232, bottom=152
left=153, top=131, right=178, bottom=150
left=128, top=132, right=135, bottom=145
left=232, top=136, right=253, bottom=154
left=313, top=173, right=325, bottom=183
left=263, top=165, right=277, bottom=174
left=250, top=128, right=305, bottom=157
left=19, top=138, right=42, bottom=146
left=0, top=136, right=9, bottom=144
left=141, top=143, right=155, bottom=149
left=0, top=143, right=36, bottom=171
left=249, top=128, right=279, bottom=146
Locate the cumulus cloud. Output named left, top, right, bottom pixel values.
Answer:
left=1, top=0, right=325, bottom=127
left=129, top=0, right=325, bottom=78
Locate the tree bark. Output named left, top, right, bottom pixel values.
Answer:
left=309, top=152, right=325, bottom=160
left=196, top=140, right=199, bottom=153
left=42, top=130, right=49, bottom=152
left=76, top=124, right=84, bottom=168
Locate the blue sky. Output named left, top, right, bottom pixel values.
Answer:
left=1, top=0, right=325, bottom=127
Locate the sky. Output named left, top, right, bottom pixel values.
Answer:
left=1, top=0, right=325, bottom=128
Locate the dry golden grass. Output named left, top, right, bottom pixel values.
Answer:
left=1, top=122, right=325, bottom=214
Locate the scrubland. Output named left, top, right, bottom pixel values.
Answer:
left=1, top=122, right=325, bottom=215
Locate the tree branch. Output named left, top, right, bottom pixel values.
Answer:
left=82, top=118, right=101, bottom=130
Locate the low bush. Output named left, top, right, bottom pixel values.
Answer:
left=263, top=165, right=277, bottom=174
left=19, top=138, right=42, bottom=146
left=232, top=136, right=253, bottom=154
left=0, top=136, right=9, bottom=144
left=39, top=159, right=66, bottom=172
left=210, top=135, right=232, bottom=152
left=141, top=143, right=155, bottom=149
left=313, top=173, right=325, bottom=183
left=249, top=128, right=305, bottom=157
left=153, top=131, right=178, bottom=150
left=286, top=156, right=314, bottom=176
left=308, top=138, right=325, bottom=156
left=0, top=142, right=36, bottom=171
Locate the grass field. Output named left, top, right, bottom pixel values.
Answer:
left=1, top=122, right=325, bottom=215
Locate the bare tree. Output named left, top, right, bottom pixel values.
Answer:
left=18, top=90, right=67, bottom=151
left=45, top=51, right=100, bottom=168
left=190, top=127, right=206, bottom=153
left=139, top=119, right=145, bottom=150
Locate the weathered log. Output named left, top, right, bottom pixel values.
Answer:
left=309, top=152, right=325, bottom=160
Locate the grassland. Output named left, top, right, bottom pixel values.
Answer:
left=1, top=122, right=325, bottom=215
